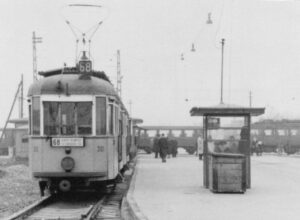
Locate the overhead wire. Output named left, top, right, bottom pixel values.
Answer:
left=60, top=4, right=110, bottom=65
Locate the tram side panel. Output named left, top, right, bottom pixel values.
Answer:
left=288, top=130, right=300, bottom=153
left=107, top=137, right=119, bottom=180
left=29, top=138, right=43, bottom=178
left=30, top=138, right=108, bottom=178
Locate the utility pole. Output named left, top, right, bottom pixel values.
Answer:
left=116, top=50, right=123, bottom=98
left=18, top=74, right=24, bottom=118
left=128, top=100, right=132, bottom=116
left=0, top=79, right=23, bottom=143
left=249, top=91, right=252, bottom=108
left=220, top=38, right=225, bottom=104
left=32, top=31, right=43, bottom=81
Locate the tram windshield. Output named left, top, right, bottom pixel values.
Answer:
left=43, top=102, right=92, bottom=135
left=206, top=116, right=249, bottom=154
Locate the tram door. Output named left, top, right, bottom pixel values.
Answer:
left=117, top=112, right=123, bottom=169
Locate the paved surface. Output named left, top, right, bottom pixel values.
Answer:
left=132, top=152, right=300, bottom=220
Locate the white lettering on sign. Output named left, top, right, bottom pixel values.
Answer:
left=51, top=138, right=84, bottom=147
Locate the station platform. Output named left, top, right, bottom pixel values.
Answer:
left=128, top=152, right=300, bottom=220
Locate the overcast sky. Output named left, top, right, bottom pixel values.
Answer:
left=0, top=0, right=300, bottom=127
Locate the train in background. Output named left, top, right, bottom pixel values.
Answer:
left=251, top=120, right=300, bottom=154
left=136, top=120, right=300, bottom=155
left=135, top=126, right=202, bottom=155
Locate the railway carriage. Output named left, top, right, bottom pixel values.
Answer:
left=251, top=120, right=300, bottom=154
left=28, top=52, right=132, bottom=195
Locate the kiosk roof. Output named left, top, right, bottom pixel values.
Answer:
left=190, top=103, right=265, bottom=116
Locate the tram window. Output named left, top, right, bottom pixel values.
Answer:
left=115, top=106, right=119, bottom=134
left=77, top=102, right=92, bottom=135
left=264, top=129, right=272, bottom=136
left=277, top=129, right=285, bottom=136
left=119, top=113, right=123, bottom=135
left=32, top=97, right=40, bottom=135
left=61, top=103, right=76, bottom=135
left=28, top=105, right=32, bottom=135
left=108, top=104, right=114, bottom=135
left=96, top=97, right=107, bottom=135
left=290, top=129, right=298, bottom=136
left=43, top=102, right=92, bottom=135
left=123, top=114, right=127, bottom=136
left=44, top=102, right=59, bottom=135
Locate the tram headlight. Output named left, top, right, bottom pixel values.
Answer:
left=61, top=157, right=75, bottom=172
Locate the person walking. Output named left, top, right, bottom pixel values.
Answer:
left=171, top=139, right=178, bottom=157
left=153, top=134, right=160, bottom=158
left=238, top=126, right=249, bottom=155
left=197, top=135, right=204, bottom=160
left=167, top=138, right=173, bottom=158
left=158, top=133, right=168, bottom=163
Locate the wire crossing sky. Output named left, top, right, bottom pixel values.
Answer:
left=0, top=0, right=300, bottom=127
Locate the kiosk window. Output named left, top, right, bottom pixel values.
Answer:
left=251, top=129, right=259, bottom=135
left=206, top=116, right=249, bottom=154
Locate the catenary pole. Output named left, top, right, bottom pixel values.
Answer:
left=220, top=38, right=225, bottom=104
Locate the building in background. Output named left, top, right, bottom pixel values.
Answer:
left=0, top=118, right=28, bottom=158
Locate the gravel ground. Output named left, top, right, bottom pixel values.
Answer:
left=0, top=158, right=40, bottom=219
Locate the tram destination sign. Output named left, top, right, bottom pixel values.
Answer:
left=51, top=137, right=85, bottom=147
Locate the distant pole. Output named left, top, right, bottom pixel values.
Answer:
left=19, top=74, right=24, bottom=118
left=32, top=31, right=43, bottom=81
left=0, top=80, right=23, bottom=143
left=249, top=91, right=252, bottom=107
left=220, top=38, right=225, bottom=104
left=116, top=50, right=122, bottom=98
left=128, top=100, right=132, bottom=116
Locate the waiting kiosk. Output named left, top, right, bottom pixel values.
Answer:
left=190, top=104, right=264, bottom=192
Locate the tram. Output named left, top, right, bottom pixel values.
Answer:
left=27, top=52, right=132, bottom=195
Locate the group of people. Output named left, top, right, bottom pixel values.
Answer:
left=251, top=138, right=263, bottom=156
left=152, top=134, right=178, bottom=163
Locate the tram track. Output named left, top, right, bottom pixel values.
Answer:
left=4, top=195, right=54, bottom=220
left=4, top=191, right=123, bottom=220
left=5, top=180, right=129, bottom=220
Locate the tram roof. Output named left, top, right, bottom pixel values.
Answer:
left=28, top=73, right=118, bottom=97
left=38, top=68, right=110, bottom=82
left=190, top=103, right=265, bottom=116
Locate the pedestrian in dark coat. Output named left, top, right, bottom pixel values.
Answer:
left=167, top=139, right=173, bottom=158
left=153, top=134, right=160, bottom=158
left=171, top=139, right=178, bottom=157
left=158, top=133, right=168, bottom=163
left=238, top=126, right=249, bottom=155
